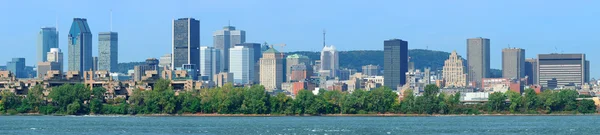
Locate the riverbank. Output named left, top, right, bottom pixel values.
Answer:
left=4, top=113, right=599, bottom=117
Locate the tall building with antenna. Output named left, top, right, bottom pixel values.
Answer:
left=98, top=10, right=118, bottom=72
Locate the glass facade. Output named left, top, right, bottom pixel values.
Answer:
left=199, top=46, right=221, bottom=81
left=68, top=18, right=93, bottom=73
left=230, top=46, right=254, bottom=84
left=98, top=32, right=118, bottom=72
left=213, top=26, right=245, bottom=72
left=172, top=18, right=200, bottom=71
left=37, top=27, right=59, bottom=63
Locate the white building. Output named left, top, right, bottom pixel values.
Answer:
left=229, top=46, right=254, bottom=84
left=47, top=48, right=63, bottom=72
left=259, top=48, right=283, bottom=91
left=200, top=46, right=221, bottom=81
left=320, top=45, right=338, bottom=78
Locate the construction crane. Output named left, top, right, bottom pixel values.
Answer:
left=264, top=42, right=286, bottom=52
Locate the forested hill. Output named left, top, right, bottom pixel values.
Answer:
left=286, top=49, right=451, bottom=72
left=117, top=49, right=501, bottom=77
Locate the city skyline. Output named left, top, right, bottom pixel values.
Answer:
left=0, top=0, right=599, bottom=78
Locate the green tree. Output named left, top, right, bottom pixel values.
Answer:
left=523, top=89, right=538, bottom=113
left=506, top=90, right=522, bottom=113
left=294, top=90, right=317, bottom=115
left=399, top=89, right=415, bottom=114
left=241, top=85, right=269, bottom=114
left=577, top=99, right=597, bottom=114
left=48, top=84, right=91, bottom=113
left=487, top=92, right=507, bottom=112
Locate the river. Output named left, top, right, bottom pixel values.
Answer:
left=1, top=115, right=598, bottom=134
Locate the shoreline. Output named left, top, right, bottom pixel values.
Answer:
left=4, top=113, right=599, bottom=117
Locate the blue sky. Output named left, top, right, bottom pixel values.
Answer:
left=0, top=0, right=599, bottom=78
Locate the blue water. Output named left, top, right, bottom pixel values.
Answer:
left=1, top=115, right=599, bottom=135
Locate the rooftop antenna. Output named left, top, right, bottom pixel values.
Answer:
left=323, top=29, right=326, bottom=47
left=110, top=9, right=113, bottom=31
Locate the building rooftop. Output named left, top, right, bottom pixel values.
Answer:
left=264, top=48, right=280, bottom=53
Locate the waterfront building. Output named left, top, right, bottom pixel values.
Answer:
left=47, top=48, right=63, bottom=73
left=537, top=54, right=589, bottom=88
left=524, top=58, right=537, bottom=85
left=320, top=45, right=338, bottom=78
left=7, top=58, right=26, bottom=78
left=229, top=46, right=254, bottom=84
left=199, top=46, right=221, bottom=81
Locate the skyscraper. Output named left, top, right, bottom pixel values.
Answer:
left=260, top=48, right=284, bottom=91
left=98, top=32, right=118, bottom=72
left=172, top=18, right=200, bottom=70
left=37, top=27, right=59, bottom=63
left=93, top=57, right=98, bottom=71
left=524, top=58, right=537, bottom=85
left=68, top=18, right=93, bottom=73
left=467, top=37, right=490, bottom=87
left=199, top=46, right=221, bottom=81
left=236, top=43, right=261, bottom=82
left=537, top=54, right=588, bottom=88
left=7, top=58, right=26, bottom=78
left=443, top=51, right=467, bottom=88
left=383, top=39, right=408, bottom=90
left=47, top=48, right=63, bottom=73
left=320, top=45, right=338, bottom=78
left=502, top=48, right=525, bottom=80
left=213, top=26, right=245, bottom=72
left=229, top=46, right=254, bottom=84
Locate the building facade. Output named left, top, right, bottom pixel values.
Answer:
left=213, top=26, right=245, bottom=72
left=172, top=18, right=200, bottom=70
left=159, top=54, right=172, bottom=68
left=236, top=43, right=262, bottom=83
left=259, top=48, right=284, bottom=91
left=47, top=48, right=63, bottom=73
left=467, top=37, right=490, bottom=87
left=98, top=32, right=118, bottom=72
left=537, top=54, right=589, bottom=88
left=199, top=46, right=221, bottom=81
left=286, top=54, right=311, bottom=81
left=502, top=48, right=525, bottom=80
left=383, top=39, right=408, bottom=90
left=37, top=62, right=61, bottom=79
left=524, top=58, right=538, bottom=85
left=320, top=45, right=338, bottom=78
left=37, top=27, right=59, bottom=63
left=229, top=46, right=254, bottom=84
left=443, top=51, right=467, bottom=88
left=68, top=18, right=93, bottom=74
left=7, top=58, right=26, bottom=78
left=362, top=64, right=380, bottom=76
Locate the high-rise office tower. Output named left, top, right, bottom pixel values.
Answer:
left=213, top=26, right=245, bottom=72
left=502, top=48, right=525, bottom=80
left=98, top=32, right=118, bottom=72
left=362, top=65, right=380, bottom=76
left=443, top=51, right=467, bottom=88
left=383, top=39, right=408, bottom=90
left=524, top=58, right=537, bottom=85
left=229, top=46, right=254, bottom=84
left=37, top=27, right=59, bottom=63
left=7, top=58, right=26, bottom=78
left=47, top=48, right=63, bottom=73
left=172, top=18, right=200, bottom=70
left=320, top=45, right=338, bottom=78
left=259, top=48, right=284, bottom=91
left=92, top=57, right=98, bottom=71
left=199, top=46, right=221, bottom=81
left=537, top=54, right=589, bottom=88
left=236, top=43, right=262, bottom=82
left=68, top=18, right=93, bottom=73
left=286, top=54, right=311, bottom=81
left=467, top=37, right=490, bottom=87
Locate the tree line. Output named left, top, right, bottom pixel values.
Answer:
left=0, top=79, right=597, bottom=115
